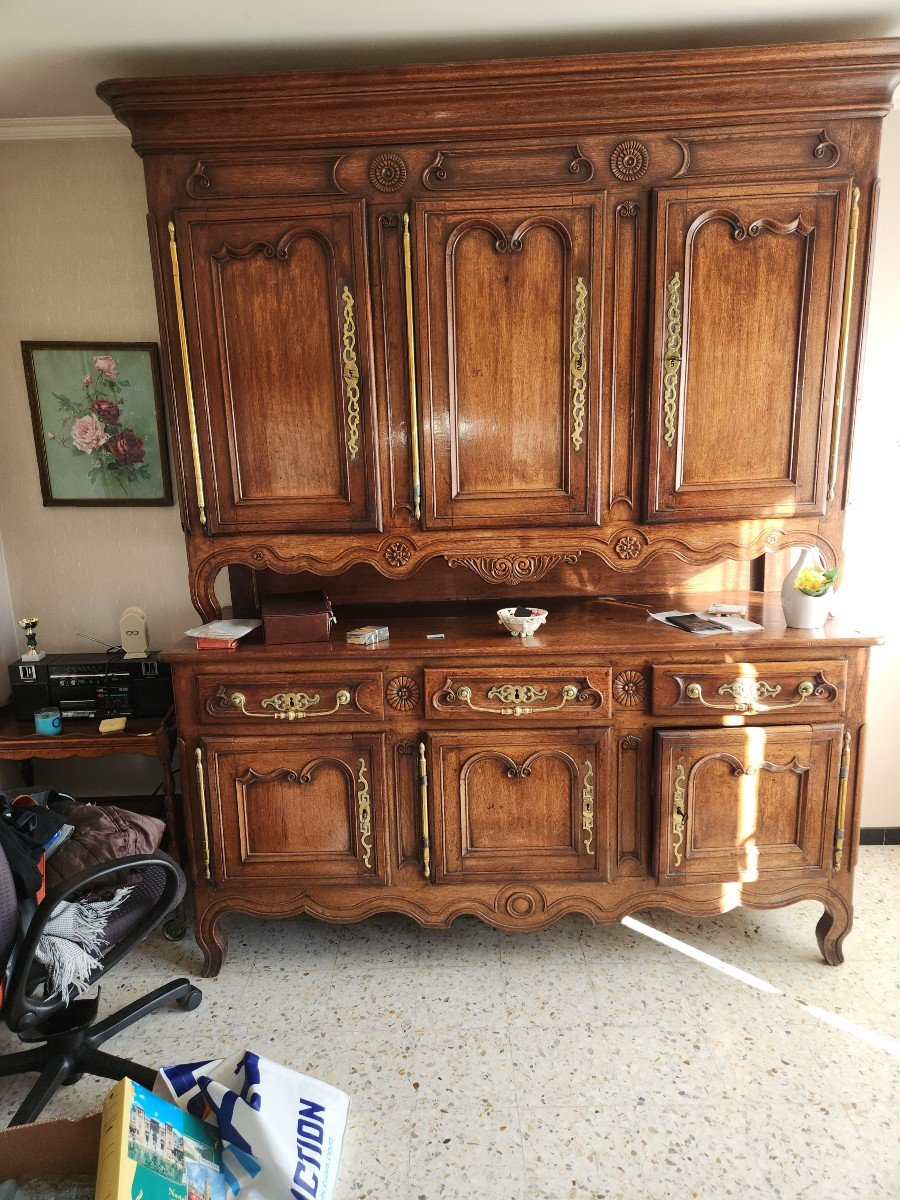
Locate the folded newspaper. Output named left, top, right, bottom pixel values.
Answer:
left=156, top=1051, right=350, bottom=1200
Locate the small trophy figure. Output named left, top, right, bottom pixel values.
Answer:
left=18, top=617, right=45, bottom=662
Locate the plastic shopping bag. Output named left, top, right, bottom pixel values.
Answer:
left=156, top=1051, right=350, bottom=1200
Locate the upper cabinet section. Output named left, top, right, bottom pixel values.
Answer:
left=646, top=181, right=852, bottom=522
left=171, top=201, right=380, bottom=534
left=101, top=40, right=900, bottom=587
left=414, top=197, right=603, bottom=528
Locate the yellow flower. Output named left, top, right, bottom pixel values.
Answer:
left=794, top=567, right=827, bottom=592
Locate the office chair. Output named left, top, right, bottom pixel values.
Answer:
left=0, top=846, right=201, bottom=1127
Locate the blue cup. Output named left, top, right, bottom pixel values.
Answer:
left=34, top=707, right=62, bottom=735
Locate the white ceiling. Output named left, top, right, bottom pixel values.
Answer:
left=2, top=0, right=900, bottom=120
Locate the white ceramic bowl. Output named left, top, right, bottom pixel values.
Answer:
left=497, top=606, right=548, bottom=637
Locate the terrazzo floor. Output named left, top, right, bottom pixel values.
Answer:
left=1, top=847, right=898, bottom=1198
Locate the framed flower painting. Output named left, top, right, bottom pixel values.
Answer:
left=22, top=341, right=173, bottom=507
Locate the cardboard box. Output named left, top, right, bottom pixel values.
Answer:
left=0, top=1111, right=101, bottom=1182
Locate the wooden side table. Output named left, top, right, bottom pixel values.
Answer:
left=0, top=705, right=186, bottom=938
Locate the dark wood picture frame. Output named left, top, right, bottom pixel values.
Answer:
left=22, top=340, right=173, bottom=508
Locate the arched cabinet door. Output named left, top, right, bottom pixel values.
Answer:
left=426, top=729, right=609, bottom=882
left=654, top=724, right=843, bottom=884
left=646, top=180, right=852, bottom=522
left=413, top=196, right=604, bottom=529
left=172, top=202, right=380, bottom=534
left=198, top=735, right=387, bottom=884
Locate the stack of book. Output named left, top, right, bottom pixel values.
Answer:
left=184, top=620, right=261, bottom=652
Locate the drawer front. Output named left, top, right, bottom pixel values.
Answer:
left=651, top=660, right=846, bottom=718
left=424, top=668, right=611, bottom=723
left=198, top=671, right=384, bottom=726
left=200, top=734, right=387, bottom=884
left=427, top=728, right=610, bottom=882
left=654, top=723, right=842, bottom=884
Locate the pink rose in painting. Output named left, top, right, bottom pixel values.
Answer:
left=91, top=396, right=121, bottom=426
left=92, top=354, right=118, bottom=381
left=71, top=413, right=110, bottom=453
left=107, top=428, right=145, bottom=465
left=82, top=375, right=92, bottom=387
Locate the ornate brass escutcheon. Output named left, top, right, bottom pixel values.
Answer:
left=672, top=761, right=686, bottom=868
left=340, top=283, right=361, bottom=459
left=570, top=276, right=588, bottom=450
left=357, top=757, right=373, bottom=869
left=582, top=759, right=595, bottom=855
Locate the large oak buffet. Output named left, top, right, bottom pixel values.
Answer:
left=99, top=39, right=898, bottom=974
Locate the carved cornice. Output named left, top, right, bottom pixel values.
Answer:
left=99, top=41, right=900, bottom=153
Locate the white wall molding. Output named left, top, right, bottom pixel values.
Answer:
left=0, top=115, right=128, bottom=141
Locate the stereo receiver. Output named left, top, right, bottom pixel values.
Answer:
left=8, top=652, right=173, bottom=722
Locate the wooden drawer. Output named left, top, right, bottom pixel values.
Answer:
left=424, top=667, right=611, bottom=723
left=651, top=660, right=846, bottom=718
left=654, top=724, right=842, bottom=884
left=198, top=670, right=384, bottom=726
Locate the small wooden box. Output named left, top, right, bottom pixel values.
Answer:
left=261, top=592, right=335, bottom=645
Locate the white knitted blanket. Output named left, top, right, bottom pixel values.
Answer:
left=35, top=887, right=132, bottom=999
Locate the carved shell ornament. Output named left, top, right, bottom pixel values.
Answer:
left=386, top=675, right=420, bottom=712
left=610, top=140, right=649, bottom=181
left=369, top=153, right=408, bottom=192
left=613, top=671, right=645, bottom=708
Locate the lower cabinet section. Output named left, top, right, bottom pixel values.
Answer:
left=199, top=735, right=387, bottom=884
left=654, top=724, right=843, bottom=884
left=427, top=729, right=609, bottom=882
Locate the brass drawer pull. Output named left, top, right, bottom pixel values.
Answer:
left=401, top=213, right=422, bottom=520
left=455, top=683, right=579, bottom=717
left=357, top=757, right=373, bottom=870
left=685, top=678, right=815, bottom=714
left=662, top=270, right=683, bottom=448
left=194, top=747, right=211, bottom=881
left=672, top=761, right=686, bottom=868
left=418, top=741, right=430, bottom=880
left=226, top=689, right=351, bottom=720
left=340, top=283, right=361, bottom=460
left=570, top=276, right=588, bottom=450
left=582, top=759, right=594, bottom=855
left=167, top=221, right=207, bottom=527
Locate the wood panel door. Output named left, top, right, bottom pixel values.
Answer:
left=414, top=196, right=603, bottom=528
left=646, top=181, right=851, bottom=521
left=655, top=724, right=842, bottom=885
left=200, top=734, right=386, bottom=884
left=174, top=202, right=379, bottom=533
left=427, top=729, right=609, bottom=881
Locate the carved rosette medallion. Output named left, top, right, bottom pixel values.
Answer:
left=369, top=153, right=407, bottom=192
left=386, top=675, right=420, bottom=712
left=610, top=140, right=649, bottom=181
left=445, top=552, right=580, bottom=585
left=614, top=535, right=641, bottom=561
left=384, top=539, right=413, bottom=568
left=613, top=671, right=645, bottom=708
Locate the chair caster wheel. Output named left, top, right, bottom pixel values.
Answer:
left=178, top=985, right=202, bottom=1011
left=163, top=915, right=187, bottom=941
